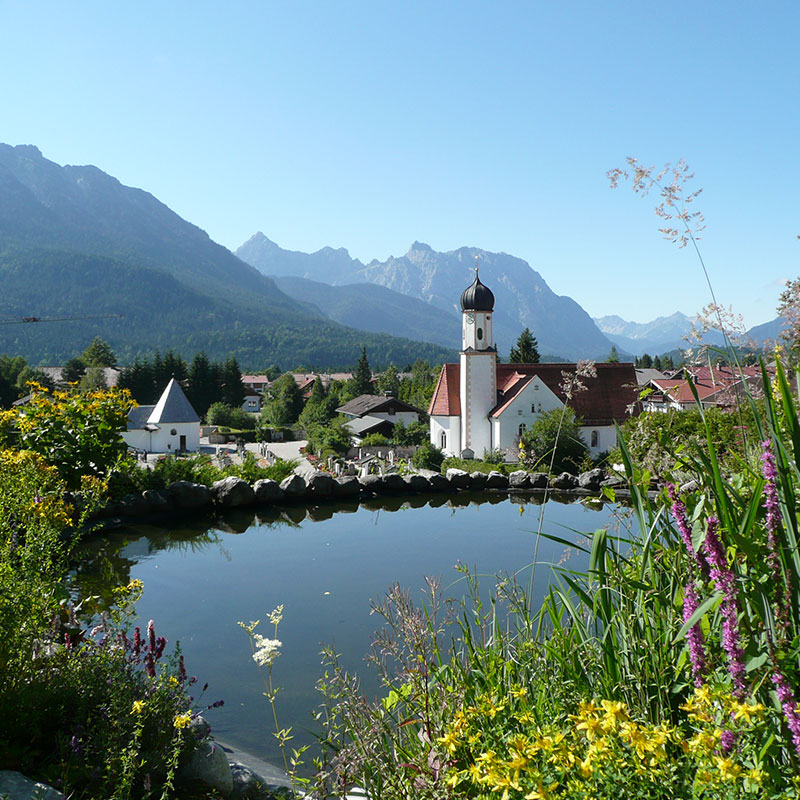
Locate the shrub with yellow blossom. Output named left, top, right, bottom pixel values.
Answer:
left=1, top=382, right=133, bottom=488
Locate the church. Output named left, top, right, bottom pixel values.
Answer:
left=428, top=270, right=638, bottom=460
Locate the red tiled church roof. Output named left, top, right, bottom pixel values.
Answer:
left=429, top=362, right=639, bottom=425
left=428, top=363, right=461, bottom=416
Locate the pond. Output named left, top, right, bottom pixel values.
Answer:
left=71, top=493, right=630, bottom=767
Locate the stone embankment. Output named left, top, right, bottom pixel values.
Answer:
left=87, top=467, right=631, bottom=529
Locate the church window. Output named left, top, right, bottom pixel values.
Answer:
left=477, top=327, right=483, bottom=340
left=518, top=423, right=527, bottom=436
left=440, top=432, right=447, bottom=449
left=531, top=403, right=536, bottom=413
left=591, top=430, right=598, bottom=447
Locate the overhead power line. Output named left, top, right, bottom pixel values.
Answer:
left=0, top=314, right=123, bottom=326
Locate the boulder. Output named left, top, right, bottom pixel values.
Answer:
left=508, top=470, right=530, bottom=489
left=142, top=488, right=171, bottom=513
left=212, top=476, right=256, bottom=508
left=485, top=471, right=509, bottom=489
left=253, top=479, right=285, bottom=504
left=177, top=739, right=234, bottom=796
left=279, top=474, right=307, bottom=498
left=119, top=492, right=151, bottom=517
left=0, top=771, right=64, bottom=800
left=578, top=468, right=605, bottom=492
left=359, top=475, right=383, bottom=494
left=601, top=475, right=626, bottom=489
left=307, top=471, right=336, bottom=498
left=404, top=474, right=430, bottom=493
left=427, top=473, right=451, bottom=492
left=381, top=473, right=407, bottom=493
left=169, top=481, right=212, bottom=510
left=469, top=471, right=488, bottom=490
left=333, top=477, right=361, bottom=497
left=445, top=468, right=471, bottom=489
left=529, top=472, right=549, bottom=489
left=550, top=472, right=578, bottom=490
left=230, top=762, right=281, bottom=799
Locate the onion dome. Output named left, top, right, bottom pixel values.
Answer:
left=460, top=270, right=495, bottom=312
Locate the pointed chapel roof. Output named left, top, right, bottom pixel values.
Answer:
left=147, top=378, right=200, bottom=424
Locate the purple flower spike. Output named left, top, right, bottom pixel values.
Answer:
left=703, top=516, right=747, bottom=697
left=683, top=580, right=707, bottom=686
left=668, top=484, right=709, bottom=578
left=761, top=439, right=792, bottom=639
left=147, top=619, right=156, bottom=653
left=773, top=669, right=800, bottom=759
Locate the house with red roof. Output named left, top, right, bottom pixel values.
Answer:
left=428, top=271, right=638, bottom=459
left=642, top=364, right=765, bottom=412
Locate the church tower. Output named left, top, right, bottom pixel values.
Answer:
left=459, top=264, right=497, bottom=457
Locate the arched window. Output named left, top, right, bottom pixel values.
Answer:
left=518, top=423, right=527, bottom=436
left=591, top=430, right=598, bottom=448
left=440, top=432, right=447, bottom=449
left=477, top=327, right=483, bottom=341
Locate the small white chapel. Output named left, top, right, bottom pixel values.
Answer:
left=428, top=270, right=638, bottom=460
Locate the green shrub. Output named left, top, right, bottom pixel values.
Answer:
left=520, top=406, right=588, bottom=473
left=411, top=440, right=444, bottom=471
left=360, top=432, right=390, bottom=446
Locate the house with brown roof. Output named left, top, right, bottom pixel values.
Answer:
left=337, top=394, right=425, bottom=443
left=428, top=271, right=638, bottom=459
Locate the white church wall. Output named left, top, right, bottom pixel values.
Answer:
left=430, top=415, right=460, bottom=456
left=122, top=422, right=199, bottom=454
left=460, top=352, right=496, bottom=457
left=494, top=377, right=563, bottom=453
left=580, top=425, right=617, bottom=456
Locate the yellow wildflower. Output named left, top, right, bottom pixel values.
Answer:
left=174, top=711, right=193, bottom=729
left=714, top=756, right=742, bottom=782
left=600, top=699, right=629, bottom=731
left=131, top=700, right=145, bottom=715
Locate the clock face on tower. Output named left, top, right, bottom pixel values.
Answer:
left=466, top=313, right=475, bottom=324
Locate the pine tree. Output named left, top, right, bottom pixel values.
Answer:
left=349, top=347, right=373, bottom=396
left=607, top=345, right=620, bottom=363
left=187, top=352, right=222, bottom=417
left=509, top=328, right=540, bottom=363
left=653, top=354, right=663, bottom=370
left=640, top=353, right=653, bottom=368
left=118, top=359, right=156, bottom=403
left=221, top=357, right=246, bottom=408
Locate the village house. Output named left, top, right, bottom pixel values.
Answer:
left=336, top=393, right=425, bottom=443
left=121, top=378, right=201, bottom=454
left=428, top=270, right=638, bottom=459
left=641, top=364, right=764, bottom=412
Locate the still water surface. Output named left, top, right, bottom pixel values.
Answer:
left=72, top=494, right=628, bottom=765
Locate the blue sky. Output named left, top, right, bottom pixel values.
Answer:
left=1, top=1, right=798, bottom=327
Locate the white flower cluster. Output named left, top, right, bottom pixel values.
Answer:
left=252, top=635, right=282, bottom=667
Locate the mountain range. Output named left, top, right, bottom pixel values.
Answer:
left=1, top=143, right=783, bottom=369
left=237, top=234, right=618, bottom=360
left=594, top=311, right=786, bottom=356
left=0, top=144, right=455, bottom=368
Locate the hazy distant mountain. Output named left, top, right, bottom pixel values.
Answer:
left=0, top=145, right=455, bottom=367
left=594, top=311, right=725, bottom=355
left=747, top=316, right=787, bottom=344
left=238, top=234, right=619, bottom=360
left=272, top=276, right=461, bottom=349
left=594, top=310, right=788, bottom=355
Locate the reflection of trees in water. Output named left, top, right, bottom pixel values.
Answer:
left=71, top=493, right=618, bottom=613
